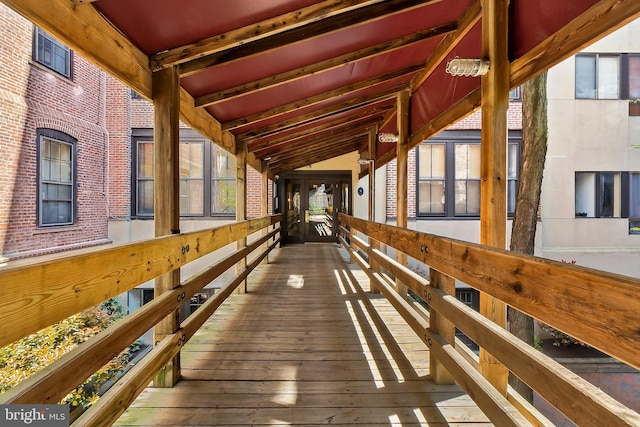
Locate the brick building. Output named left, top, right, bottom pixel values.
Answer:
left=0, top=5, right=110, bottom=260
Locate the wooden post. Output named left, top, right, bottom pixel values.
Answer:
left=429, top=269, right=456, bottom=384
left=261, top=164, right=269, bottom=264
left=152, top=65, right=181, bottom=388
left=395, top=89, right=410, bottom=299
left=236, top=140, right=248, bottom=293
left=480, top=0, right=510, bottom=395
left=368, top=126, right=381, bottom=294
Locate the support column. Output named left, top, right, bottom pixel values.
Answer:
left=236, top=140, right=248, bottom=293
left=153, top=65, right=181, bottom=388
left=368, top=126, right=380, bottom=294
left=395, top=89, right=410, bottom=299
left=480, top=0, right=510, bottom=395
left=261, top=165, right=269, bottom=264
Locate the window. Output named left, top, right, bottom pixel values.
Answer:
left=417, top=131, right=521, bottom=218
left=132, top=129, right=236, bottom=218
left=37, top=129, right=76, bottom=226
left=211, top=145, right=236, bottom=215
left=33, top=27, right=72, bottom=78
left=575, top=172, right=640, bottom=232
left=180, top=142, right=204, bottom=216
left=576, top=54, right=640, bottom=101
left=509, top=87, right=521, bottom=101
left=575, top=172, right=621, bottom=218
left=630, top=173, right=640, bottom=234
left=576, top=54, right=620, bottom=99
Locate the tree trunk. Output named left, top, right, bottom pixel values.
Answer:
left=508, top=71, right=548, bottom=402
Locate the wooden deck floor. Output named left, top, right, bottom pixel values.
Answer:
left=115, top=244, right=491, bottom=427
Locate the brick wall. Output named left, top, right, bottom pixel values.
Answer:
left=0, top=5, right=110, bottom=259
left=106, top=75, right=131, bottom=219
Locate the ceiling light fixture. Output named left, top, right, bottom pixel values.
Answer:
left=445, top=57, right=490, bottom=77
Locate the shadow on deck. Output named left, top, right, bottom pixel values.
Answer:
left=115, top=244, right=490, bottom=426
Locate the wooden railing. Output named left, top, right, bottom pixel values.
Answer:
left=0, top=214, right=282, bottom=426
left=338, top=213, right=640, bottom=427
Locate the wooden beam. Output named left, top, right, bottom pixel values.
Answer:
left=152, top=0, right=395, bottom=70
left=510, top=0, right=640, bottom=88
left=152, top=66, right=182, bottom=388
left=223, top=64, right=424, bottom=131
left=252, top=117, right=383, bottom=158
left=180, top=0, right=445, bottom=77
left=479, top=0, right=510, bottom=396
left=395, top=89, right=410, bottom=300
left=410, top=0, right=481, bottom=91
left=238, top=84, right=406, bottom=141
left=196, top=23, right=455, bottom=106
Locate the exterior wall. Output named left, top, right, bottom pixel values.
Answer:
left=540, top=21, right=640, bottom=278
left=0, top=5, right=110, bottom=260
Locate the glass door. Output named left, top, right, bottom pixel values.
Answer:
left=304, top=181, right=337, bottom=242
left=281, top=173, right=350, bottom=244
left=285, top=181, right=303, bottom=243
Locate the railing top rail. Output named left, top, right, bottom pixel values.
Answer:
left=338, top=213, right=640, bottom=371
left=0, top=214, right=282, bottom=348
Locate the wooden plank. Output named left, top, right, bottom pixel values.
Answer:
left=179, top=0, right=446, bottom=76
left=0, top=215, right=280, bottom=348
left=338, top=214, right=640, bottom=371
left=479, top=0, right=510, bottom=396
left=113, top=244, right=490, bottom=426
left=196, top=22, right=455, bottom=106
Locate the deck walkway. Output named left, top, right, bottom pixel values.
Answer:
left=115, top=244, right=491, bottom=426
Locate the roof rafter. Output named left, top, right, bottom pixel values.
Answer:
left=238, top=84, right=405, bottom=141
left=223, top=64, right=423, bottom=131
left=152, top=0, right=393, bottom=70
left=197, top=22, right=455, bottom=107
left=254, top=120, right=381, bottom=159
left=249, top=113, right=384, bottom=154
left=265, top=131, right=369, bottom=165
left=269, top=138, right=366, bottom=174
left=179, top=0, right=444, bottom=77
